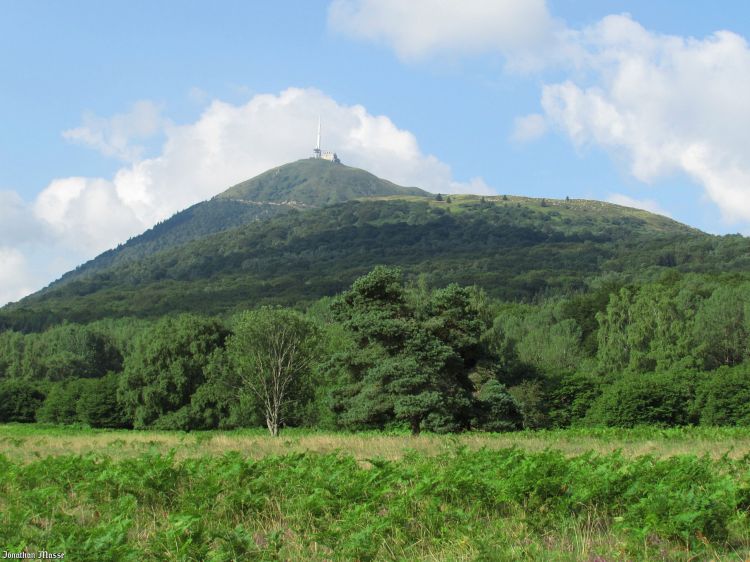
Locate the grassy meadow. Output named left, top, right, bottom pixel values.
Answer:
left=3, top=424, right=750, bottom=463
left=2, top=425, right=750, bottom=561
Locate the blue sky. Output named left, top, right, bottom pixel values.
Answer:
left=2, top=1, right=750, bottom=304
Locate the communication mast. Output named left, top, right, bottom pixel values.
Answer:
left=312, top=117, right=340, bottom=163
left=313, top=116, right=322, bottom=159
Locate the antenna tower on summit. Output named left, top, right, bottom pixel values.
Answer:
left=312, top=117, right=340, bottom=163
left=313, top=117, right=321, bottom=159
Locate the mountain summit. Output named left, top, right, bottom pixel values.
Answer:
left=217, top=159, right=428, bottom=205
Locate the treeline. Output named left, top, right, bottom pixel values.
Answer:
left=0, top=267, right=749, bottom=433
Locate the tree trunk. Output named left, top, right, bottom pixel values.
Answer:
left=410, top=417, right=421, bottom=436
left=266, top=411, right=280, bottom=437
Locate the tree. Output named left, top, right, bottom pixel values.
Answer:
left=0, top=379, right=45, bottom=422
left=331, top=267, right=477, bottom=435
left=118, top=314, right=228, bottom=429
left=693, top=286, right=748, bottom=369
left=228, top=307, right=318, bottom=436
left=597, top=283, right=696, bottom=374
left=473, top=379, right=523, bottom=432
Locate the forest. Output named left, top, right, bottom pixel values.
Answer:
left=2, top=265, right=749, bottom=434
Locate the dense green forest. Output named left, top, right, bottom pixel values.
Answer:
left=1, top=266, right=749, bottom=433
left=4, top=194, right=750, bottom=330
left=2, top=160, right=749, bottom=433
left=5, top=160, right=750, bottom=332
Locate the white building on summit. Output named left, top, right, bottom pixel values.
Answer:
left=312, top=117, right=340, bottom=163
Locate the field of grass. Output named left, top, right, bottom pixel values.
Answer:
left=2, top=425, right=750, bottom=560
left=3, top=424, right=750, bottom=463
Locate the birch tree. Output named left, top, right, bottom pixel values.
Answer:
left=228, top=307, right=317, bottom=436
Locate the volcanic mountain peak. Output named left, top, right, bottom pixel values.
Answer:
left=216, top=159, right=429, bottom=206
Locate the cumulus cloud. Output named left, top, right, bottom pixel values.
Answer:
left=511, top=113, right=548, bottom=143
left=62, top=100, right=167, bottom=162
left=0, top=247, right=37, bottom=305
left=607, top=193, right=672, bottom=218
left=1, top=88, right=491, bottom=305
left=330, top=1, right=750, bottom=228
left=540, top=15, right=750, bottom=224
left=328, top=0, right=558, bottom=63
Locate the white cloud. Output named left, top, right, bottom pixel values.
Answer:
left=328, top=0, right=557, bottom=62
left=0, top=190, right=43, bottom=246
left=1, top=87, right=492, bottom=305
left=330, top=1, right=750, bottom=228
left=540, top=15, right=750, bottom=224
left=33, top=177, right=142, bottom=255
left=62, top=100, right=167, bottom=162
left=607, top=193, right=672, bottom=217
left=511, top=113, right=548, bottom=143
left=0, top=247, right=37, bottom=305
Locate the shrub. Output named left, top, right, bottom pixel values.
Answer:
left=547, top=371, right=603, bottom=427
left=508, top=380, right=549, bottom=429
left=584, top=371, right=696, bottom=427
left=697, top=364, right=750, bottom=425
left=0, top=379, right=46, bottom=422
left=37, top=378, right=92, bottom=424
left=473, top=379, right=523, bottom=432
left=77, top=373, right=131, bottom=428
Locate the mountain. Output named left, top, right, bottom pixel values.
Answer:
left=217, top=158, right=427, bottom=205
left=3, top=161, right=750, bottom=331
left=44, top=159, right=430, bottom=290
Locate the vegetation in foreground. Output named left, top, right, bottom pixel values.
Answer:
left=2, top=441, right=749, bottom=561
left=3, top=426, right=750, bottom=560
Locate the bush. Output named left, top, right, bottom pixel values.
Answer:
left=508, top=380, right=549, bottom=429
left=150, top=407, right=192, bottom=430
left=584, top=372, right=696, bottom=427
left=37, top=379, right=92, bottom=424
left=0, top=379, right=46, bottom=422
left=77, top=373, right=131, bottom=428
left=473, top=379, right=523, bottom=432
left=697, top=364, right=750, bottom=426
left=547, top=371, right=602, bottom=428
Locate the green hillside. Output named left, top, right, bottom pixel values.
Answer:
left=47, top=199, right=289, bottom=291
left=218, top=158, right=428, bottom=204
left=44, top=159, right=429, bottom=292
left=3, top=185, right=749, bottom=330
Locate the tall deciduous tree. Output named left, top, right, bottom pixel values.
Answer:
left=228, top=307, right=318, bottom=436
left=693, top=286, right=748, bottom=369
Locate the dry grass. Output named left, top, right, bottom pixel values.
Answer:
left=2, top=424, right=750, bottom=464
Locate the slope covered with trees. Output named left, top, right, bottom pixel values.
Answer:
left=39, top=159, right=430, bottom=298
left=4, top=192, right=749, bottom=330
left=2, top=266, right=750, bottom=434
